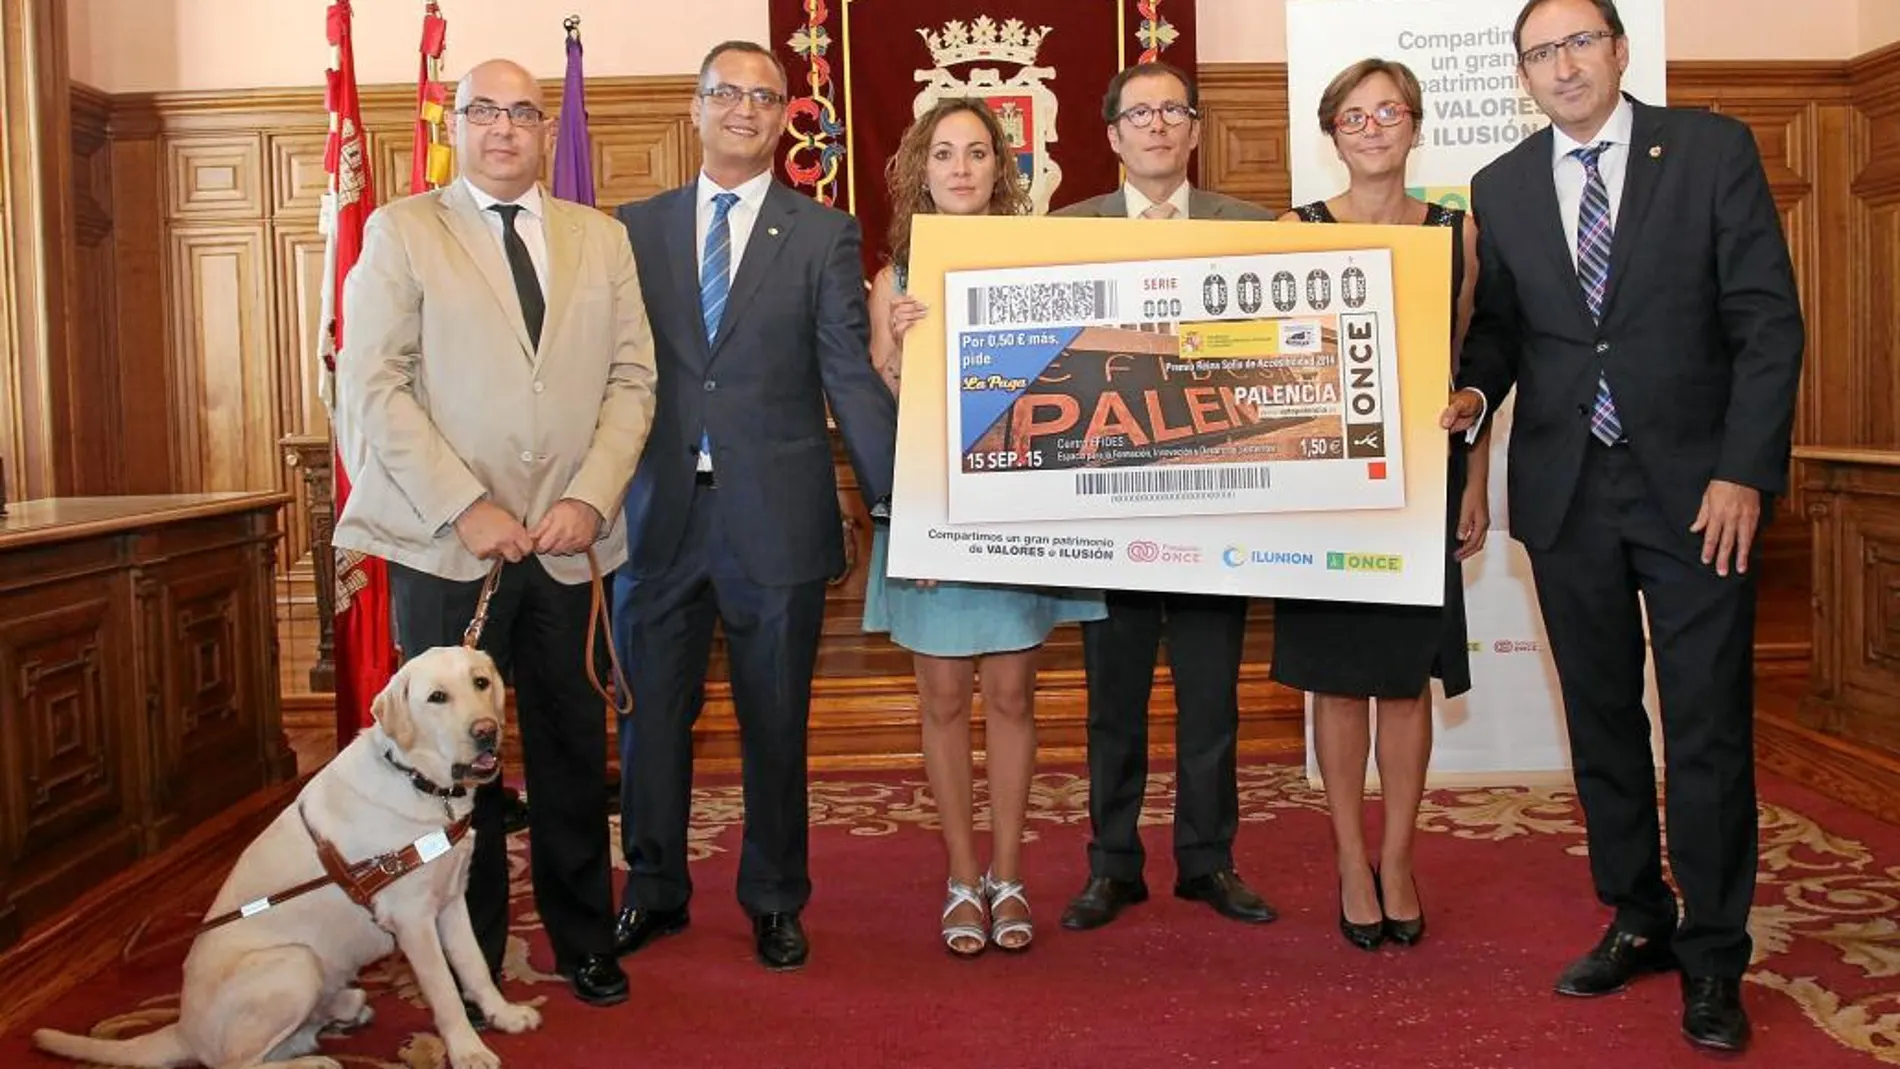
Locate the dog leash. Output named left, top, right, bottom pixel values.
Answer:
left=460, top=547, right=631, bottom=717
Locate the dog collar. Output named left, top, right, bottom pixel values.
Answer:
left=382, top=748, right=470, bottom=802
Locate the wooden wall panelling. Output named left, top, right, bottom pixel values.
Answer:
left=104, top=107, right=176, bottom=496
left=70, top=83, right=122, bottom=495
left=166, top=225, right=274, bottom=494
left=1198, top=65, right=1293, bottom=211
left=269, top=221, right=327, bottom=570
left=1850, top=43, right=1900, bottom=448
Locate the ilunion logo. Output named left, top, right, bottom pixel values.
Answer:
left=1222, top=546, right=1316, bottom=568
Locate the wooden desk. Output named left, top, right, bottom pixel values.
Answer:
left=1792, top=448, right=1900, bottom=809
left=0, top=493, right=294, bottom=949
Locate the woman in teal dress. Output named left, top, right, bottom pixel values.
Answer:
left=864, top=98, right=1106, bottom=957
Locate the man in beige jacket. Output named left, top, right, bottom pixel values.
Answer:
left=334, top=57, right=656, bottom=1011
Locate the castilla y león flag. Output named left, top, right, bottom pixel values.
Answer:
left=320, top=0, right=397, bottom=741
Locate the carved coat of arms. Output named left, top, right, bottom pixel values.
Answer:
left=914, top=16, right=1060, bottom=214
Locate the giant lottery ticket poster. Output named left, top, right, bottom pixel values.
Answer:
left=1285, top=0, right=1669, bottom=781
left=945, top=249, right=1406, bottom=525
left=888, top=213, right=1454, bottom=608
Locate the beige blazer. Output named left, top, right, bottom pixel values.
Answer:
left=332, top=180, right=657, bottom=584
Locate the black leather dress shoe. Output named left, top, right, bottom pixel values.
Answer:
left=1555, top=925, right=1678, bottom=997
left=754, top=912, right=809, bottom=970
left=614, top=904, right=689, bottom=958
left=1681, top=975, right=1750, bottom=1052
left=1059, top=876, right=1149, bottom=931
left=1175, top=869, right=1277, bottom=924
left=564, top=953, right=629, bottom=1007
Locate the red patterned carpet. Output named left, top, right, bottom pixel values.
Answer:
left=9, top=761, right=1900, bottom=1068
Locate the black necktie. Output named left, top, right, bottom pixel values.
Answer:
left=487, top=203, right=545, bottom=349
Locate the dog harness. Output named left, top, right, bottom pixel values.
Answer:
left=191, top=801, right=473, bottom=934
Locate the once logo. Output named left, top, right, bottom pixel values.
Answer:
left=1126, top=540, right=1161, bottom=562
left=1325, top=551, right=1403, bottom=573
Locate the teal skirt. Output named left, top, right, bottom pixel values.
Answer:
left=862, top=526, right=1107, bottom=658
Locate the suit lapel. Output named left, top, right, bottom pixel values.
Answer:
left=1600, top=99, right=1664, bottom=318
left=1097, top=190, right=1128, bottom=217
left=709, top=184, right=797, bottom=362
left=536, top=198, right=582, bottom=368
left=1523, top=130, right=1596, bottom=330
left=438, top=182, right=534, bottom=358
left=1190, top=189, right=1238, bottom=219
left=664, top=188, right=711, bottom=371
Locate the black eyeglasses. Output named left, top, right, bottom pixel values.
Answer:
left=458, top=102, right=546, bottom=127
left=1520, top=30, right=1617, bottom=67
left=700, top=83, right=788, bottom=110
left=1114, top=102, right=1198, bottom=128
left=1330, top=102, right=1411, bottom=135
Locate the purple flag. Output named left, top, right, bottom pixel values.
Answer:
left=552, top=22, right=595, bottom=205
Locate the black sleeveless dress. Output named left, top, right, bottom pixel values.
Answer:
left=1268, top=200, right=1472, bottom=699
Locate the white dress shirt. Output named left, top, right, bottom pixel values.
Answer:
left=1550, top=96, right=1634, bottom=269
left=462, top=177, right=550, bottom=294
left=1123, top=179, right=1194, bottom=220
left=695, top=168, right=775, bottom=287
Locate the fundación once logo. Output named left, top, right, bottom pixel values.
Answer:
left=1325, top=551, right=1403, bottom=573
left=1127, top=540, right=1203, bottom=565
left=1222, top=546, right=1318, bottom=568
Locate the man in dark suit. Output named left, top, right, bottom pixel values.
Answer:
left=1051, top=60, right=1277, bottom=933
left=1441, top=0, right=1803, bottom=1052
left=609, top=40, right=898, bottom=971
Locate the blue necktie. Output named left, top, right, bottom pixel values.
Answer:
left=1573, top=142, right=1623, bottom=445
left=698, top=191, right=738, bottom=463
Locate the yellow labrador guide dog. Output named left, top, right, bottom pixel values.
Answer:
left=34, top=645, right=542, bottom=1069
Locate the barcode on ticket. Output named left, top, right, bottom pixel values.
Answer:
left=968, top=280, right=1117, bottom=326
left=1073, top=466, right=1273, bottom=496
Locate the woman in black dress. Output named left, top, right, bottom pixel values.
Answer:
left=1270, top=58, right=1492, bottom=950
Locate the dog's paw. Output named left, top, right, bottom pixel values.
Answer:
left=484, top=1001, right=542, bottom=1034
left=448, top=1040, right=503, bottom=1069
left=320, top=988, right=375, bottom=1035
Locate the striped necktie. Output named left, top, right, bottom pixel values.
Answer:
left=1572, top=142, right=1622, bottom=445
left=698, top=191, right=739, bottom=464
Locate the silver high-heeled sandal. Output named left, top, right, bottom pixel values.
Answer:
left=941, top=878, right=988, bottom=957
left=984, top=871, right=1033, bottom=952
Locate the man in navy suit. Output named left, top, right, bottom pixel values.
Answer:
left=608, top=40, right=897, bottom=972
left=1442, top=0, right=1803, bottom=1052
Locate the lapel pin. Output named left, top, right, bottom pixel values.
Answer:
left=768, top=226, right=780, bottom=236
left=1649, top=144, right=1663, bottom=158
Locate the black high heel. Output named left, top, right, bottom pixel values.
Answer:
left=1339, top=868, right=1384, bottom=951
left=1382, top=871, right=1426, bottom=947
